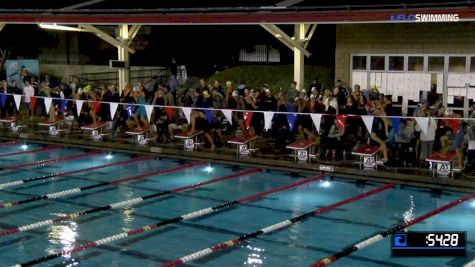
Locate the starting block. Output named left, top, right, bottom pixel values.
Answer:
left=38, top=118, right=64, bottom=136
left=228, top=135, right=258, bottom=156
left=81, top=122, right=108, bottom=141
left=426, top=151, right=457, bottom=178
left=125, top=129, right=152, bottom=145
left=0, top=115, right=23, bottom=133
left=287, top=140, right=317, bottom=162
left=174, top=130, right=203, bottom=151
left=352, top=145, right=381, bottom=169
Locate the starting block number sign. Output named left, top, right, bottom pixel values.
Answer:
left=297, top=149, right=308, bottom=161
left=437, top=163, right=451, bottom=176
left=185, top=138, right=194, bottom=150
left=364, top=156, right=376, bottom=168
left=49, top=126, right=59, bottom=136
left=11, top=122, right=20, bottom=133
left=137, top=135, right=147, bottom=145
left=92, top=130, right=102, bottom=141
left=239, top=144, right=250, bottom=155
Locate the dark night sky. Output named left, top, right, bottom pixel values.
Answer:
left=1, top=24, right=335, bottom=77
left=140, top=24, right=336, bottom=76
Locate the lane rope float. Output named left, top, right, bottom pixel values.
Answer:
left=0, top=145, right=61, bottom=158
left=160, top=183, right=396, bottom=267
left=310, top=192, right=475, bottom=267
left=0, top=150, right=103, bottom=171
left=0, top=140, right=20, bottom=147
left=0, top=168, right=261, bottom=237
left=14, top=174, right=325, bottom=266
left=464, top=259, right=475, bottom=267
left=0, top=161, right=204, bottom=209
left=0, top=155, right=154, bottom=190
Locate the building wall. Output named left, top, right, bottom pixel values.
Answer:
left=335, top=22, right=475, bottom=86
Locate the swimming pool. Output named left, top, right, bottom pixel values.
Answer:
left=0, top=142, right=473, bottom=267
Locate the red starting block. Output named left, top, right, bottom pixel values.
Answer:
left=174, top=130, right=204, bottom=151
left=426, top=151, right=457, bottom=178
left=287, top=140, right=317, bottom=162
left=38, top=118, right=65, bottom=136
left=81, top=122, right=108, bottom=141
left=352, top=145, right=381, bottom=169
left=228, top=135, right=258, bottom=156
left=0, top=115, right=23, bottom=133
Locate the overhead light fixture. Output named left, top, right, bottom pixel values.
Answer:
left=274, top=33, right=282, bottom=38
left=39, top=23, right=88, bottom=32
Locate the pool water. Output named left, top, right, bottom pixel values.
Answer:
left=0, top=143, right=473, bottom=267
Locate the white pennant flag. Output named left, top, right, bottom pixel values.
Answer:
left=13, top=94, right=22, bottom=111
left=415, top=117, right=429, bottom=136
left=44, top=97, right=53, bottom=115
left=182, top=107, right=192, bottom=124
left=310, top=113, right=323, bottom=133
left=222, top=109, right=233, bottom=125
left=109, top=102, right=119, bottom=120
left=361, top=115, right=374, bottom=133
left=145, top=105, right=154, bottom=123
left=263, top=111, right=274, bottom=130
left=75, top=100, right=84, bottom=116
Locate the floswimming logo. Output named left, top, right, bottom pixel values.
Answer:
left=390, top=13, right=459, bottom=22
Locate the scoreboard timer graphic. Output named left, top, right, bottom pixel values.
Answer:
left=392, top=232, right=466, bottom=257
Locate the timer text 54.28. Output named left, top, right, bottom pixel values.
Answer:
left=426, top=234, right=459, bottom=246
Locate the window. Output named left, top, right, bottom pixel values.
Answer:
left=428, top=56, right=444, bottom=72
left=449, top=56, right=466, bottom=72
left=388, top=56, right=404, bottom=71
left=352, top=56, right=367, bottom=70
left=408, top=56, right=424, bottom=71
left=370, top=56, right=385, bottom=71
left=470, top=57, right=475, bottom=72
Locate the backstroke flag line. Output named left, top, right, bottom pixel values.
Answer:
left=310, top=113, right=323, bottom=133
left=109, top=102, right=119, bottom=120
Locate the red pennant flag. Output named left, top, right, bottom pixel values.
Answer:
left=446, top=118, right=459, bottom=133
left=165, top=107, right=174, bottom=121
left=30, top=96, right=36, bottom=113
left=335, top=114, right=347, bottom=132
left=243, top=112, right=253, bottom=129
left=93, top=102, right=101, bottom=114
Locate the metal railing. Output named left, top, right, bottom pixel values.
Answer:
left=69, top=67, right=169, bottom=88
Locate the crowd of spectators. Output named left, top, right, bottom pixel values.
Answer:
left=1, top=74, right=475, bottom=171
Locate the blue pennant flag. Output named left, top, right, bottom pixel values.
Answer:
left=126, top=105, right=134, bottom=119
left=0, top=94, right=6, bottom=108
left=59, top=99, right=68, bottom=113
left=286, top=114, right=297, bottom=132
left=204, top=109, right=216, bottom=124
left=390, top=118, right=401, bottom=134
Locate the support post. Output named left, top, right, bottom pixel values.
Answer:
left=118, top=24, right=130, bottom=93
left=294, top=24, right=306, bottom=90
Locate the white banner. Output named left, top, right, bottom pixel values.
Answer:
left=44, top=97, right=53, bottom=115
left=109, top=102, right=119, bottom=120
left=264, top=111, right=274, bottom=131
left=13, top=94, right=22, bottom=111
left=361, top=115, right=374, bottom=133
left=222, top=109, right=233, bottom=125
left=415, top=117, right=429, bottom=136
left=182, top=107, right=192, bottom=124
left=310, top=113, right=323, bottom=133
left=145, top=105, right=154, bottom=123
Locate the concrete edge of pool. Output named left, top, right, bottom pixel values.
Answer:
left=2, top=131, right=475, bottom=193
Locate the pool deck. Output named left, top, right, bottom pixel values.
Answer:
left=2, top=129, right=475, bottom=193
